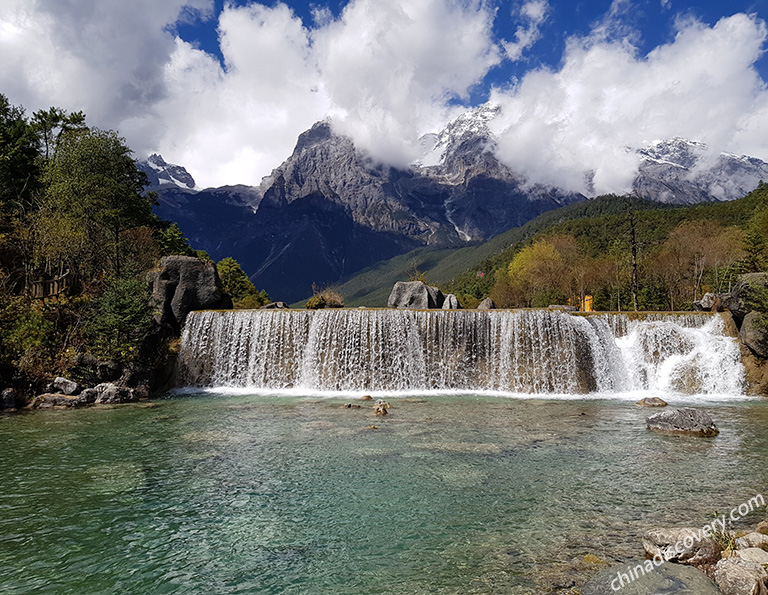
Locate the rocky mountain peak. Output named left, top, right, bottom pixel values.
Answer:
left=139, top=153, right=197, bottom=190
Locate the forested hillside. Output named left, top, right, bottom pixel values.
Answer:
left=442, top=188, right=768, bottom=310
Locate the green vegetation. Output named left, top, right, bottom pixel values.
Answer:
left=305, top=284, right=344, bottom=309
left=217, top=257, right=269, bottom=309
left=0, top=94, right=266, bottom=390
left=446, top=189, right=768, bottom=310
left=335, top=189, right=768, bottom=310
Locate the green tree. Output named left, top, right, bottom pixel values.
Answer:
left=217, top=257, right=270, bottom=308
left=44, top=128, right=157, bottom=278
left=158, top=222, right=195, bottom=256
left=0, top=94, right=40, bottom=217
left=84, top=277, right=151, bottom=361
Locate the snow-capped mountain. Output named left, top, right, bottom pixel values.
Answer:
left=138, top=154, right=198, bottom=190
left=634, top=138, right=768, bottom=204
left=149, top=105, right=768, bottom=302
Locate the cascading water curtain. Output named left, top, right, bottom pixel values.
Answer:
left=177, top=309, right=744, bottom=395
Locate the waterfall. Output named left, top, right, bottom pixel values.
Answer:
left=177, top=309, right=744, bottom=395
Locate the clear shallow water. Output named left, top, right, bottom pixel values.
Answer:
left=2, top=393, right=768, bottom=594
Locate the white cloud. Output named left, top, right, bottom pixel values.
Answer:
left=0, top=0, right=212, bottom=132
left=1, top=0, right=500, bottom=187
left=489, top=12, right=768, bottom=195
left=503, top=0, right=549, bottom=61
left=0, top=1, right=767, bottom=193
left=312, top=0, right=500, bottom=167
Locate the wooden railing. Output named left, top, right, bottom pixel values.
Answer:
left=30, top=271, right=72, bottom=299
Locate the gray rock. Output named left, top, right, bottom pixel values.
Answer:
left=736, top=548, right=768, bottom=564
left=646, top=408, right=719, bottom=436
left=694, top=292, right=729, bottom=312
left=713, top=558, right=768, bottom=595
left=1, top=388, right=18, bottom=409
left=387, top=281, right=444, bottom=309
left=78, top=388, right=98, bottom=404
left=740, top=312, right=768, bottom=359
left=735, top=532, right=768, bottom=550
left=261, top=301, right=288, bottom=309
left=45, top=376, right=81, bottom=396
left=441, top=294, right=462, bottom=310
left=93, top=383, right=138, bottom=404
left=147, top=255, right=232, bottom=331
left=725, top=273, right=768, bottom=326
left=31, top=393, right=86, bottom=408
left=636, top=397, right=668, bottom=407
left=581, top=560, right=720, bottom=594
left=642, top=527, right=721, bottom=565
left=477, top=297, right=496, bottom=310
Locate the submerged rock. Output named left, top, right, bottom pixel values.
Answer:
left=387, top=281, right=444, bottom=309
left=713, top=558, right=768, bottom=595
left=261, top=301, right=288, bottom=309
left=581, top=560, right=719, bottom=594
left=642, top=527, right=721, bottom=565
left=636, top=397, right=668, bottom=407
left=646, top=408, right=719, bottom=436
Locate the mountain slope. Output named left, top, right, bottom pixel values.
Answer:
left=144, top=105, right=768, bottom=303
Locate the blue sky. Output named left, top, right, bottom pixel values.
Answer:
left=2, top=0, right=768, bottom=193
left=174, top=0, right=768, bottom=104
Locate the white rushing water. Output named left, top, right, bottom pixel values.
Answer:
left=177, top=309, right=745, bottom=397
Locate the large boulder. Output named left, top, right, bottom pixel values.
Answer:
left=93, top=383, right=138, bottom=404
left=477, top=297, right=496, bottom=310
left=735, top=532, right=768, bottom=550
left=642, top=527, right=721, bottom=565
left=694, top=292, right=729, bottom=312
left=44, top=376, right=81, bottom=396
left=646, top=408, right=719, bottom=436
left=713, top=558, right=768, bottom=595
left=725, top=273, right=768, bottom=327
left=147, top=256, right=232, bottom=331
left=581, top=560, right=720, bottom=594
left=387, top=281, right=444, bottom=309
left=442, top=294, right=462, bottom=310
left=1, top=388, right=17, bottom=409
left=740, top=312, right=768, bottom=359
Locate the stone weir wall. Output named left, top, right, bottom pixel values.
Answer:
left=176, top=309, right=744, bottom=395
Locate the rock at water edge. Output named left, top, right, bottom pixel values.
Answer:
left=581, top=560, right=720, bottom=595
left=642, top=527, right=721, bottom=565
left=477, top=297, right=496, bottom=310
left=713, top=558, right=768, bottom=595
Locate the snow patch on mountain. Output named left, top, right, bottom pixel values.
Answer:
left=139, top=154, right=199, bottom=190
left=414, top=103, right=501, bottom=169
